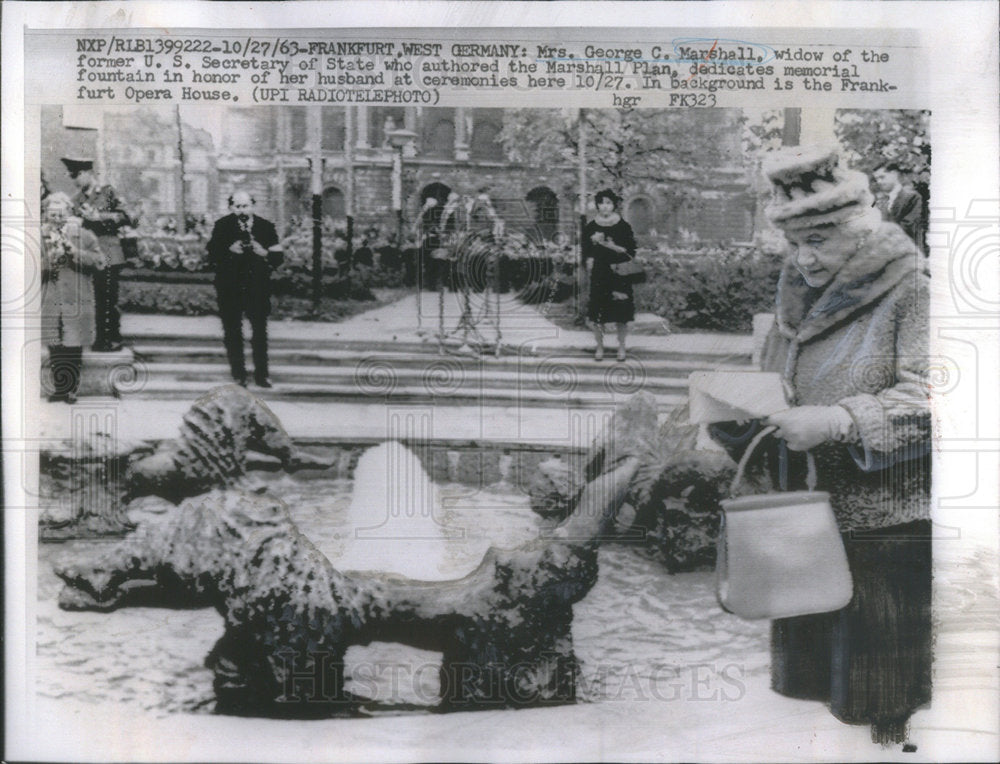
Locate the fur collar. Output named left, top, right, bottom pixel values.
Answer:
left=775, top=223, right=919, bottom=344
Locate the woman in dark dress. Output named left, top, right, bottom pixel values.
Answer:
left=583, top=189, right=637, bottom=362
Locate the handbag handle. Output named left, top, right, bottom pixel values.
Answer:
left=729, top=424, right=816, bottom=497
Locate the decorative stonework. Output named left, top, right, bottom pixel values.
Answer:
left=56, top=457, right=638, bottom=715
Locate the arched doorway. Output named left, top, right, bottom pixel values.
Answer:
left=625, top=197, right=655, bottom=237
left=322, top=186, right=345, bottom=222
left=525, top=186, right=560, bottom=242
left=424, top=118, right=455, bottom=158
left=420, top=182, right=452, bottom=207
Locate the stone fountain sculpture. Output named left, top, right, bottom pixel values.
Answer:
left=57, top=461, right=637, bottom=715
left=56, top=386, right=641, bottom=715
left=40, top=385, right=329, bottom=540
left=529, top=394, right=738, bottom=572
left=126, top=384, right=330, bottom=504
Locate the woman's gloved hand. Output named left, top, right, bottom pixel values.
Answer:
left=766, top=405, right=856, bottom=451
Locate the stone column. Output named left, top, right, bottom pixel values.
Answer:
left=275, top=108, right=287, bottom=152
left=356, top=105, right=370, bottom=150
left=96, top=110, right=108, bottom=183
left=454, top=107, right=470, bottom=161
left=798, top=107, right=838, bottom=147
left=276, top=165, right=287, bottom=234
left=403, top=106, right=418, bottom=133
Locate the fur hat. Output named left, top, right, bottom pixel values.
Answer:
left=764, top=146, right=875, bottom=230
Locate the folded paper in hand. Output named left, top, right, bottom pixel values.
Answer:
left=688, top=371, right=790, bottom=424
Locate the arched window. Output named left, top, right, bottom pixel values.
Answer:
left=424, top=119, right=455, bottom=158
left=526, top=186, right=560, bottom=242
left=288, top=107, right=308, bottom=151
left=372, top=107, right=406, bottom=147
left=322, top=108, right=346, bottom=151
left=225, top=109, right=275, bottom=153
left=322, top=186, right=346, bottom=222
left=470, top=120, right=504, bottom=161
left=625, top=197, right=655, bottom=237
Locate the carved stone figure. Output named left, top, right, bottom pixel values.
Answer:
left=528, top=393, right=739, bottom=572
left=126, top=384, right=329, bottom=504
left=56, top=456, right=638, bottom=715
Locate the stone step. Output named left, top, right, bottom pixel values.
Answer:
left=127, top=334, right=753, bottom=365
left=125, top=376, right=688, bottom=409
left=136, top=360, right=690, bottom=394
left=131, top=345, right=751, bottom=378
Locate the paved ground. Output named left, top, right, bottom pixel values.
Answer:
left=37, top=294, right=754, bottom=444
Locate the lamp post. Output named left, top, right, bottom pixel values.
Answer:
left=345, top=106, right=355, bottom=265
left=386, top=127, right=418, bottom=323
left=386, top=128, right=417, bottom=244
left=308, top=106, right=324, bottom=313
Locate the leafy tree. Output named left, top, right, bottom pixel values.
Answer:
left=739, top=108, right=785, bottom=159
left=498, top=109, right=741, bottom=205
left=738, top=108, right=786, bottom=244
left=835, top=109, right=931, bottom=196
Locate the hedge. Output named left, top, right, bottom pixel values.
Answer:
left=124, top=230, right=786, bottom=332
left=119, top=280, right=411, bottom=322
left=632, top=243, right=785, bottom=332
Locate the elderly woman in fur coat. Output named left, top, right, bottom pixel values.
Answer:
left=41, top=192, right=107, bottom=402
left=713, top=147, right=931, bottom=747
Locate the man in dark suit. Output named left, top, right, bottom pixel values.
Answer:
left=62, top=156, right=136, bottom=352
left=206, top=191, right=283, bottom=388
left=874, top=162, right=926, bottom=252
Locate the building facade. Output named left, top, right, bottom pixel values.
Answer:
left=213, top=106, right=757, bottom=244
left=101, top=110, right=218, bottom=227
left=50, top=105, right=758, bottom=245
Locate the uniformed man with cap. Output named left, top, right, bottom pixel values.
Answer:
left=61, top=156, right=136, bottom=352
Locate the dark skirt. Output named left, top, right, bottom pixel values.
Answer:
left=770, top=520, right=932, bottom=744
left=587, top=270, right=635, bottom=325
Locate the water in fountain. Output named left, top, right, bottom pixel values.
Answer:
left=334, top=440, right=458, bottom=580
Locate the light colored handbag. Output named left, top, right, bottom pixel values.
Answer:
left=716, top=426, right=854, bottom=620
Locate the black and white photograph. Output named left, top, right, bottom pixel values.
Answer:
left=4, top=4, right=999, bottom=763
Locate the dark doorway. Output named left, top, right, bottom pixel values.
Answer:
left=526, top=186, right=560, bottom=242
left=420, top=182, right=452, bottom=207
left=322, top=186, right=345, bottom=222
left=626, top=197, right=655, bottom=237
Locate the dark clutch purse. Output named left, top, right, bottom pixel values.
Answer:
left=613, top=258, right=646, bottom=284
left=267, top=248, right=285, bottom=269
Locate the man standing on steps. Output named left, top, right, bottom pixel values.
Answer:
left=62, top=156, right=136, bottom=352
left=206, top=191, right=283, bottom=388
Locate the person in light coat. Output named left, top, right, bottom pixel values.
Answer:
left=41, top=193, right=107, bottom=402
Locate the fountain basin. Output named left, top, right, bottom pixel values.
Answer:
left=38, top=472, right=772, bottom=715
